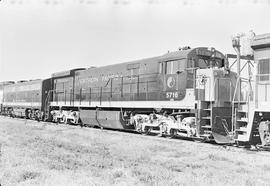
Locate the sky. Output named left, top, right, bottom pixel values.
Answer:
left=0, top=0, right=270, bottom=82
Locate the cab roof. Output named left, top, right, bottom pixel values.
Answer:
left=51, top=68, right=86, bottom=78
left=159, top=47, right=224, bottom=61
left=251, top=33, right=270, bottom=49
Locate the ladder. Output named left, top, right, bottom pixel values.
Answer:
left=232, top=77, right=255, bottom=143
left=233, top=101, right=250, bottom=142
left=199, top=100, right=214, bottom=139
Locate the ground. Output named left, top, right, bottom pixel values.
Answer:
left=0, top=116, right=270, bottom=186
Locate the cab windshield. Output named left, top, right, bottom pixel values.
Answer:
left=194, top=49, right=224, bottom=69
left=197, top=58, right=223, bottom=68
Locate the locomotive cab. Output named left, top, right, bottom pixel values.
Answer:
left=158, top=47, right=226, bottom=100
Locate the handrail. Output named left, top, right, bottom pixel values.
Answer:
left=231, top=77, right=240, bottom=135
left=211, top=77, right=215, bottom=101
left=232, top=77, right=240, bottom=104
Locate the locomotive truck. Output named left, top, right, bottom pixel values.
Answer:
left=1, top=47, right=237, bottom=143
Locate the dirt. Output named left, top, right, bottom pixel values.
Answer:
left=0, top=116, right=270, bottom=186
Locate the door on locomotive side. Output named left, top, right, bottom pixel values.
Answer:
left=53, top=77, right=74, bottom=104
left=159, top=59, right=187, bottom=101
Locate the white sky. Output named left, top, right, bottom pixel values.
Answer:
left=0, top=0, right=270, bottom=81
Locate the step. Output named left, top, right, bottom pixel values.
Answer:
left=237, top=110, right=247, bottom=113
left=235, top=127, right=248, bottom=133
left=236, top=112, right=247, bottom=117
left=201, top=125, right=212, bottom=129
left=236, top=134, right=249, bottom=142
left=204, top=130, right=212, bottom=134
left=202, top=116, right=211, bottom=120
left=237, top=118, right=248, bottom=123
left=233, top=101, right=247, bottom=104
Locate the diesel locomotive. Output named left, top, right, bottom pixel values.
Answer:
left=1, top=79, right=51, bottom=119
left=1, top=47, right=238, bottom=143
left=232, top=33, right=270, bottom=148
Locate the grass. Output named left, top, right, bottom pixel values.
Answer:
left=1, top=116, right=270, bottom=185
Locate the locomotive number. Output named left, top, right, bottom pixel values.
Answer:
left=166, top=92, right=178, bottom=99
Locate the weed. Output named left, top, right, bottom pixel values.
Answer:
left=17, top=171, right=40, bottom=182
left=1, top=117, right=270, bottom=186
left=208, top=154, right=232, bottom=162
left=185, top=163, right=203, bottom=169
left=112, top=169, right=124, bottom=179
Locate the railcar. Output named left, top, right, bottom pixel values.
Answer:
left=2, top=79, right=51, bottom=119
left=49, top=47, right=238, bottom=142
left=232, top=33, right=270, bottom=148
left=0, top=81, right=15, bottom=113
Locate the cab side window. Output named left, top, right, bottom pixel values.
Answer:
left=186, top=58, right=195, bottom=88
left=258, top=58, right=270, bottom=81
left=166, top=61, right=174, bottom=74
left=163, top=59, right=186, bottom=74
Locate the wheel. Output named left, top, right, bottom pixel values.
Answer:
left=169, top=129, right=177, bottom=138
left=264, top=133, right=270, bottom=144
left=63, top=116, right=68, bottom=124
left=143, top=126, right=151, bottom=135
left=135, top=121, right=143, bottom=133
